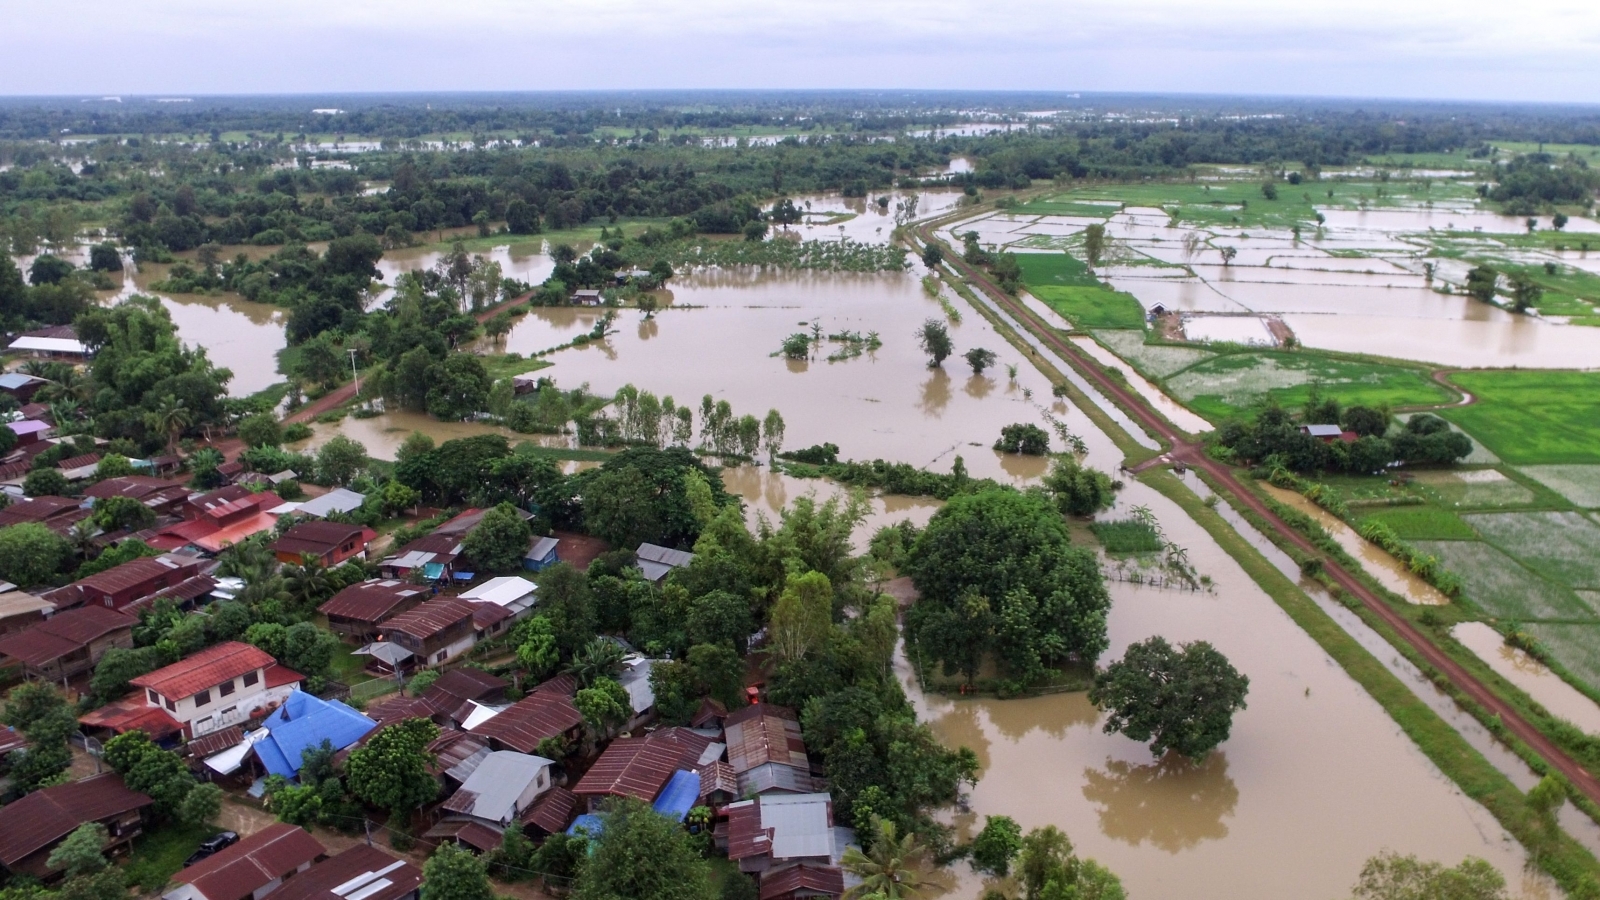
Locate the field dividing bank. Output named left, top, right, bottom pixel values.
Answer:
left=914, top=215, right=1600, bottom=885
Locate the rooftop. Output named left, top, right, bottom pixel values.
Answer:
left=0, top=606, right=135, bottom=667
left=318, top=580, right=426, bottom=623
left=168, top=822, right=325, bottom=900
left=635, top=543, right=694, bottom=581
left=521, top=786, right=578, bottom=834
left=266, top=845, right=421, bottom=900
left=439, top=751, right=553, bottom=824
left=381, top=597, right=477, bottom=640
left=271, top=521, right=372, bottom=558
left=725, top=793, right=834, bottom=863
left=0, top=774, right=152, bottom=868
left=253, top=692, right=376, bottom=780
left=724, top=703, right=808, bottom=774
left=131, top=641, right=276, bottom=700
left=295, top=488, right=367, bottom=518
left=468, top=675, right=581, bottom=753
left=571, top=728, right=713, bottom=802
left=76, top=554, right=200, bottom=600
left=459, top=576, right=536, bottom=609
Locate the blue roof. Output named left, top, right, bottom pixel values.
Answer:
left=567, top=814, right=605, bottom=838
left=652, top=769, right=701, bottom=822
left=422, top=563, right=445, bottom=581
left=252, top=691, right=376, bottom=779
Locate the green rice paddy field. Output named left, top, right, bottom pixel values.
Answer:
left=1441, top=371, right=1600, bottom=465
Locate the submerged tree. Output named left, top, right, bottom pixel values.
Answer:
left=1089, top=637, right=1249, bottom=762
left=915, top=319, right=952, bottom=368
left=963, top=347, right=997, bottom=375
left=1082, top=224, right=1107, bottom=268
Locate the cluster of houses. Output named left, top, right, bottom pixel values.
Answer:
left=0, top=773, right=422, bottom=900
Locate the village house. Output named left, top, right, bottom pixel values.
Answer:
left=150, top=488, right=285, bottom=554
left=572, top=288, right=603, bottom=306
left=42, top=554, right=204, bottom=611
left=285, top=488, right=366, bottom=519
left=379, top=508, right=487, bottom=581
left=0, top=774, right=154, bottom=880
left=55, top=452, right=103, bottom=481
left=0, top=495, right=92, bottom=536
left=318, top=580, right=430, bottom=642
left=270, top=521, right=376, bottom=567
left=725, top=793, right=851, bottom=887
left=0, top=372, right=47, bottom=404
left=0, top=591, right=55, bottom=636
left=635, top=543, right=695, bottom=583
left=458, top=575, right=538, bottom=618
left=7, top=325, right=90, bottom=361
left=163, top=823, right=326, bottom=900
left=724, top=703, right=818, bottom=796
left=1300, top=424, right=1358, bottom=444
left=0, top=605, right=136, bottom=682
left=468, top=674, right=584, bottom=753
left=252, top=691, right=376, bottom=780
left=127, top=641, right=303, bottom=739
left=429, top=750, right=556, bottom=852
left=6, top=418, right=52, bottom=446
left=85, top=476, right=192, bottom=516
left=523, top=536, right=560, bottom=572
left=570, top=727, right=717, bottom=810
left=520, top=786, right=580, bottom=839
left=379, top=597, right=510, bottom=669
left=265, top=845, right=422, bottom=900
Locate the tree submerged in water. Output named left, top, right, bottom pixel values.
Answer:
left=1089, top=636, right=1249, bottom=762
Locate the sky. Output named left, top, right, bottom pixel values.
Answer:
left=5, top=0, right=1600, bottom=103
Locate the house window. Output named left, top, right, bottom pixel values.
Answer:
left=195, top=716, right=212, bottom=733
left=243, top=671, right=259, bottom=687
left=219, top=680, right=235, bottom=697
left=435, top=651, right=448, bottom=663
left=221, top=706, right=236, bottom=718
left=194, top=690, right=211, bottom=707
left=147, top=689, right=161, bottom=705
left=165, top=697, right=175, bottom=711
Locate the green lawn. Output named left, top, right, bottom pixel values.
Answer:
left=1358, top=507, right=1480, bottom=541
left=1029, top=285, right=1146, bottom=329
left=124, top=822, right=213, bottom=893
left=1016, top=252, right=1100, bottom=287
left=1441, top=371, right=1600, bottom=465
left=1163, top=351, right=1451, bottom=422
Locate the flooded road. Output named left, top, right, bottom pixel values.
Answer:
left=902, top=476, right=1548, bottom=900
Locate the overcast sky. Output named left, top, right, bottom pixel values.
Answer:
left=5, top=0, right=1599, bottom=103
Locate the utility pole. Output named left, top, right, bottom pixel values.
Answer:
left=348, top=348, right=360, bottom=396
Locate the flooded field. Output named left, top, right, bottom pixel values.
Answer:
left=1261, top=485, right=1450, bottom=606
left=905, top=474, right=1549, bottom=900
left=1452, top=622, right=1600, bottom=735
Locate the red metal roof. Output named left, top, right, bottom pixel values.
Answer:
left=0, top=774, right=153, bottom=868
left=0, top=495, right=83, bottom=527
left=521, top=786, right=578, bottom=833
left=0, top=606, right=134, bottom=667
left=175, top=822, right=325, bottom=900
left=84, top=476, right=181, bottom=501
left=725, top=800, right=769, bottom=861
left=271, top=522, right=370, bottom=558
left=317, top=580, right=425, bottom=624
left=76, top=555, right=201, bottom=599
left=571, top=729, right=709, bottom=802
left=131, top=641, right=275, bottom=700
left=193, top=511, right=281, bottom=554
left=724, top=704, right=808, bottom=774
left=760, top=865, right=845, bottom=900
left=381, top=598, right=476, bottom=640
left=427, top=668, right=508, bottom=704
left=78, top=695, right=183, bottom=739
left=263, top=663, right=305, bottom=689
left=186, top=726, right=245, bottom=758
left=55, top=453, right=102, bottom=472
left=470, top=602, right=512, bottom=630
left=468, top=676, right=581, bottom=753
left=266, top=845, right=421, bottom=900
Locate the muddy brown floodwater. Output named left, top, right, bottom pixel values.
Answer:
left=902, top=476, right=1550, bottom=900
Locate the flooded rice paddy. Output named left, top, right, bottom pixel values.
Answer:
left=1452, top=622, right=1600, bottom=735
left=1260, top=485, right=1451, bottom=606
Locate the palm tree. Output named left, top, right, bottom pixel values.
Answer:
left=565, top=638, right=626, bottom=688
left=215, top=535, right=276, bottom=583
left=144, top=394, right=194, bottom=454
left=842, top=818, right=932, bottom=900
left=284, top=556, right=333, bottom=609
left=66, top=519, right=99, bottom=558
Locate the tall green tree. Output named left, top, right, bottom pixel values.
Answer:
left=915, top=319, right=952, bottom=367
left=1088, top=637, right=1249, bottom=762
left=345, top=718, right=440, bottom=815
left=841, top=818, right=932, bottom=900
left=462, top=502, right=533, bottom=572
left=0, top=523, right=72, bottom=587
left=422, top=844, right=494, bottom=900
left=572, top=798, right=714, bottom=900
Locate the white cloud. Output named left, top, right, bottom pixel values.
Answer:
left=2, top=0, right=1597, bottom=101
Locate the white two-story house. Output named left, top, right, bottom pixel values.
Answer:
left=130, top=641, right=303, bottom=738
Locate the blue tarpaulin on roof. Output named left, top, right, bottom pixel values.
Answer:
left=652, top=769, right=700, bottom=822
left=452, top=571, right=475, bottom=582
left=252, top=692, right=377, bottom=780
left=422, top=563, right=445, bottom=581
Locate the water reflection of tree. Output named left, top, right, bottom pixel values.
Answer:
left=917, top=368, right=952, bottom=418
left=1081, top=753, right=1238, bottom=853
left=785, top=357, right=809, bottom=374
left=963, top=375, right=995, bottom=400
left=984, top=692, right=1100, bottom=742
left=594, top=339, right=618, bottom=362
left=637, top=318, right=659, bottom=341
left=926, top=702, right=993, bottom=773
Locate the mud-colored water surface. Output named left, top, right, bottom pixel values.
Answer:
left=1261, top=485, right=1451, bottom=606
left=902, top=476, right=1547, bottom=900
left=1453, top=621, right=1600, bottom=735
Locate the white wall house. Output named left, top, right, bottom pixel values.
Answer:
left=130, top=641, right=303, bottom=738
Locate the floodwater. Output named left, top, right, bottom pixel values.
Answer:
left=1283, top=313, right=1600, bottom=369
left=1260, top=485, right=1450, bottom=606
left=1452, top=622, right=1600, bottom=735
left=497, top=267, right=1068, bottom=482
left=371, top=242, right=558, bottom=307
left=1317, top=208, right=1600, bottom=235
left=902, top=475, right=1548, bottom=900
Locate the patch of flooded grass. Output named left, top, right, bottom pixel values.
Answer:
left=1164, top=351, right=1450, bottom=422
left=1442, top=371, right=1600, bottom=465
left=1412, top=540, right=1597, bottom=621
left=1525, top=624, right=1600, bottom=698
left=1092, top=330, right=1217, bottom=379
left=1465, top=511, right=1600, bottom=591
left=1518, top=466, right=1600, bottom=509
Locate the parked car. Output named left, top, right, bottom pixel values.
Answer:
left=183, top=831, right=240, bottom=866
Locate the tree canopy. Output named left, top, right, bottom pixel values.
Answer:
left=1088, top=636, right=1250, bottom=762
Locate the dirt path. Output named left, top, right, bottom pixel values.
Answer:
left=917, top=223, right=1600, bottom=807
